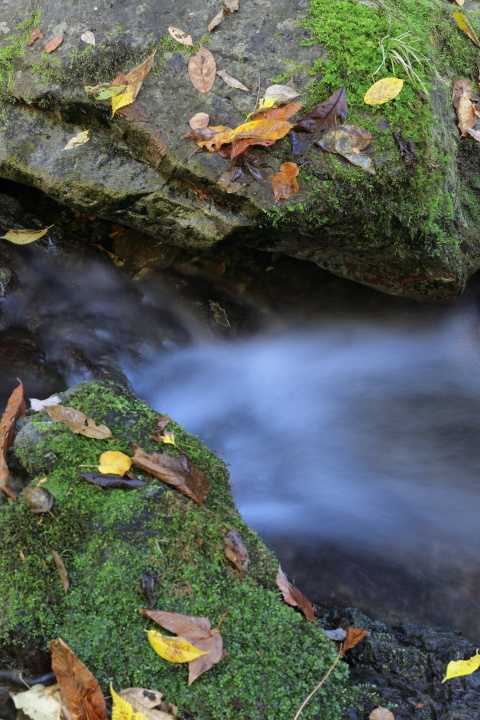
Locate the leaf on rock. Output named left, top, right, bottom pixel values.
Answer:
left=467, top=126, right=480, bottom=141
left=112, top=53, right=155, bottom=117
left=276, top=564, right=315, bottom=620
left=225, top=529, right=249, bottom=571
left=112, top=85, right=135, bottom=117
left=30, top=395, right=61, bottom=411
left=0, top=226, right=53, bottom=244
left=218, top=169, right=245, bottom=193
left=62, top=130, right=90, bottom=151
left=258, top=84, right=300, bottom=109
left=442, top=651, right=480, bottom=681
left=225, top=0, right=239, bottom=10
left=168, top=27, right=194, bottom=46
left=182, top=124, right=232, bottom=142
left=147, top=630, right=209, bottom=663
left=131, top=446, right=210, bottom=503
left=50, top=638, right=108, bottom=720
left=116, top=101, right=150, bottom=122
left=369, top=709, right=395, bottom=720
left=217, top=70, right=250, bottom=92
left=188, top=46, right=216, bottom=94
left=11, top=683, right=61, bottom=720
left=79, top=472, right=147, bottom=489
left=116, top=687, right=175, bottom=720
left=0, top=380, right=26, bottom=500
left=20, top=485, right=54, bottom=513
left=84, top=82, right=127, bottom=100
left=254, top=101, right=303, bottom=122
left=272, top=161, right=299, bottom=202
left=27, top=27, right=44, bottom=46
left=98, top=450, right=132, bottom=475
left=198, top=118, right=293, bottom=156
left=189, top=112, right=210, bottom=129
left=44, top=36, right=64, bottom=53
left=452, top=78, right=477, bottom=137
left=51, top=550, right=69, bottom=594
left=364, top=78, right=403, bottom=105
left=208, top=9, right=229, bottom=32
left=295, top=87, right=347, bottom=133
left=45, top=405, right=112, bottom=439
left=111, top=684, right=148, bottom=720
left=148, top=128, right=168, bottom=169
left=341, top=626, right=369, bottom=653
left=81, top=31, right=96, bottom=45
left=317, top=124, right=375, bottom=173
left=452, top=9, right=480, bottom=46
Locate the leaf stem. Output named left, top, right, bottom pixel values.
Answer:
left=292, top=643, right=343, bottom=720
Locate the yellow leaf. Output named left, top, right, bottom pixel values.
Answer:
left=364, top=78, right=404, bottom=105
left=110, top=683, right=149, bottom=720
left=442, top=651, right=480, bottom=682
left=452, top=10, right=480, bottom=47
left=253, top=96, right=277, bottom=114
left=98, top=451, right=132, bottom=475
left=62, top=130, right=90, bottom=151
left=161, top=432, right=176, bottom=445
left=147, top=630, right=209, bottom=663
left=0, top=225, right=53, bottom=244
left=112, top=85, right=135, bottom=117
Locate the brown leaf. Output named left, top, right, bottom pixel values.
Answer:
left=216, top=70, right=250, bottom=92
left=44, top=36, right=64, bottom=53
left=189, top=112, right=210, bottom=129
left=168, top=27, right=194, bottom=46
left=341, top=626, right=369, bottom=653
left=272, top=161, right=299, bottom=202
left=111, top=54, right=155, bottom=117
left=148, top=128, right=168, bottom=169
left=393, top=132, right=418, bottom=168
left=317, top=124, right=375, bottom=173
left=20, top=485, right=54, bottom=513
left=218, top=170, right=245, bottom=193
left=50, top=638, right=108, bottom=719
left=295, top=86, right=347, bottom=133
left=45, top=405, right=112, bottom=439
left=79, top=472, right=147, bottom=489
left=276, top=564, right=315, bottom=621
left=225, top=0, right=239, bottom=10
left=51, top=550, right=69, bottom=594
left=188, top=46, right=216, bottom=94
left=208, top=9, right=229, bottom=32
left=0, top=380, right=26, bottom=500
left=116, top=101, right=150, bottom=122
left=225, top=530, right=249, bottom=571
left=452, top=78, right=477, bottom=137
left=183, top=125, right=231, bottom=142
left=140, top=610, right=224, bottom=684
left=27, top=27, right=44, bottom=46
left=131, top=446, right=211, bottom=504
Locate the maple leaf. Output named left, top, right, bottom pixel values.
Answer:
left=452, top=78, right=477, bottom=137
left=45, top=405, right=112, bottom=439
left=50, top=638, right=108, bottom=720
left=0, top=380, right=26, bottom=499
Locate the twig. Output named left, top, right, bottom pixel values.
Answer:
left=292, top=643, right=343, bottom=720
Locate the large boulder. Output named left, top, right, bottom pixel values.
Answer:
left=1, top=0, right=480, bottom=300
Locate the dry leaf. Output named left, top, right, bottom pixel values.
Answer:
left=168, top=27, right=193, bottom=46
left=79, top=472, right=147, bottom=490
left=208, top=9, right=228, bottom=32
left=452, top=9, right=480, bottom=46
left=225, top=0, right=239, bottom=10
left=452, top=78, right=477, bottom=137
left=454, top=0, right=465, bottom=5
left=216, top=70, right=250, bottom=92
left=364, top=78, right=404, bottom=105
left=20, top=485, right=54, bottom=513
left=45, top=405, right=112, bottom=439
left=276, top=564, right=315, bottom=621
left=148, top=128, right=168, bottom=169
left=30, top=395, right=61, bottom=411
left=467, top=126, right=480, bottom=141
left=147, top=630, right=209, bottom=663
left=62, top=130, right=90, bottom=151
left=258, top=84, right=300, bottom=109
left=118, top=688, right=163, bottom=710
left=98, top=450, right=132, bottom=475
left=341, top=626, right=369, bottom=653
left=272, top=162, right=299, bottom=202
left=254, top=101, right=303, bottom=122
left=114, top=686, right=175, bottom=720
left=111, top=684, right=149, bottom=720
left=442, top=651, right=480, bottom=681
left=81, top=31, right=96, bottom=45
left=188, top=46, right=216, bottom=94
left=44, top=36, right=63, bottom=53
left=369, top=709, right=395, bottom=720
left=393, top=132, right=418, bottom=168
left=189, top=112, right=210, bottom=129
left=295, top=87, right=347, bottom=133
left=11, top=683, right=61, bottom=720
left=50, top=638, right=108, bottom=720
left=112, top=53, right=155, bottom=117
left=27, top=27, right=44, bottom=46
left=131, top=446, right=210, bottom=503
left=225, top=530, right=249, bottom=571
left=0, top=380, right=26, bottom=500
left=0, top=226, right=53, bottom=244
left=51, top=550, right=69, bottom=594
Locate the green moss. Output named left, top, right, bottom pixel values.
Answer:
left=0, top=10, right=42, bottom=89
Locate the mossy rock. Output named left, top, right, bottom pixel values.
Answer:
left=0, top=381, right=360, bottom=719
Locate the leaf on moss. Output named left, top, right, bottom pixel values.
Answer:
left=225, top=529, right=249, bottom=571
left=44, top=36, right=63, bottom=53
left=442, top=651, right=480, bottom=682
left=117, top=687, right=175, bottom=720
left=272, top=161, right=299, bottom=202
left=62, top=130, right=90, bottom=151
left=452, top=78, right=477, bottom=137
left=20, top=485, right=54, bottom=513
left=51, top=550, right=69, bottom=594
left=79, top=472, right=147, bottom=490
left=393, top=132, right=418, bottom=168
left=188, top=46, right=216, bottom=93
left=147, top=630, right=209, bottom=663
left=364, top=78, right=403, bottom=105
left=0, top=226, right=53, bottom=244
left=98, top=450, right=132, bottom=475
left=168, top=26, right=193, bottom=46
left=452, top=9, right=480, bottom=46
left=45, top=405, right=112, bottom=439
left=27, top=27, right=44, bottom=46
left=276, top=564, right=315, bottom=621
left=295, top=86, right=347, bottom=133
left=131, top=446, right=210, bottom=503
left=50, top=638, right=108, bottom=720
left=317, top=124, right=375, bottom=173
left=111, top=683, right=149, bottom=720
left=369, top=709, right=395, bottom=720
left=0, top=380, right=26, bottom=500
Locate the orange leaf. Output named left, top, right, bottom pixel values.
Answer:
left=341, top=626, right=369, bottom=653
left=0, top=380, right=26, bottom=500
left=44, top=36, right=63, bottom=53
left=50, top=638, right=108, bottom=720
left=188, top=46, right=216, bottom=93
left=197, top=118, right=293, bottom=154
left=276, top=564, right=315, bottom=620
left=452, top=78, right=477, bottom=137
left=27, top=27, right=44, bottom=46
left=253, top=101, right=303, bottom=122
left=272, top=162, right=299, bottom=202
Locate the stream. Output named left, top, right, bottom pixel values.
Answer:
left=1, top=192, right=480, bottom=643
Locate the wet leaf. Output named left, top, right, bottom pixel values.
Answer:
left=84, top=82, right=127, bottom=100
left=364, top=78, right=403, bottom=105
left=189, top=112, right=210, bottom=129
left=253, top=101, right=303, bottom=122
left=45, top=405, right=112, bottom=439
left=44, top=36, right=63, bottom=53
left=208, top=9, right=229, bottom=32
left=369, top=709, right=395, bottom=720
left=112, top=85, right=135, bottom=117
left=112, top=53, right=156, bottom=117
left=218, top=170, right=245, bottom=193
left=98, top=450, right=132, bottom=475
left=188, top=46, right=216, bottom=94
left=341, top=626, right=369, bottom=653
left=117, top=687, right=175, bottom=720
left=20, top=485, right=54, bottom=513
left=50, top=638, right=108, bottom=720
left=452, top=9, right=480, bottom=46
left=27, top=27, right=44, bottom=46
left=198, top=118, right=293, bottom=156
left=452, top=78, right=477, bottom=137
left=0, top=380, right=26, bottom=500
left=168, top=27, right=193, bottom=46
left=62, top=130, right=90, bottom=151
left=217, top=70, right=250, bottom=92
left=147, top=630, right=209, bottom=663
left=442, top=651, right=480, bottom=681
left=131, top=446, right=210, bottom=503
left=276, top=564, right=315, bottom=620
left=79, top=472, right=147, bottom=489
left=81, top=30, right=96, bottom=46
left=0, top=225, right=53, bottom=244
left=295, top=87, right=347, bottom=133
left=324, top=628, right=347, bottom=642
left=317, top=124, right=375, bottom=173
left=148, top=128, right=168, bottom=169
left=258, top=84, right=300, bottom=109
left=225, top=529, right=249, bottom=570
left=272, top=161, right=299, bottom=201
left=51, top=550, right=69, bottom=594
left=30, top=395, right=61, bottom=411
left=116, top=101, right=150, bottom=122
left=11, top=683, right=61, bottom=720
left=393, top=132, right=418, bottom=168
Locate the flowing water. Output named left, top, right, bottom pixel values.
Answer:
left=2, top=234, right=480, bottom=640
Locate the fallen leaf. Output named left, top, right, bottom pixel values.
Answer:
left=295, top=87, right=347, bottom=133
left=50, top=638, right=108, bottom=720
left=98, top=450, right=132, bottom=475
left=168, top=27, right=194, bottom=46
left=188, top=46, right=216, bottom=94
left=341, top=626, right=369, bottom=652
left=276, top=564, right=315, bottom=620
left=258, top=84, right=300, bottom=109
left=51, top=550, right=69, bottom=594
left=225, top=0, right=239, bottom=9
left=369, top=709, right=395, bottom=720
left=81, top=31, right=96, bottom=45
left=45, top=405, right=112, bottom=439
left=112, top=85, right=135, bottom=117
left=147, top=630, right=209, bottom=663
left=197, top=118, right=293, bottom=156
left=217, top=69, right=250, bottom=92
left=148, top=128, right=168, bottom=169
left=272, top=161, right=299, bottom=202
left=156, top=415, right=172, bottom=431
left=20, top=485, right=54, bottom=513
left=324, top=628, right=347, bottom=642
left=30, top=395, right=61, bottom=411
left=442, top=651, right=480, bottom=681
left=0, top=226, right=53, bottom=244
left=452, top=9, right=480, bottom=46
left=393, top=131, right=418, bottom=168
left=84, top=82, right=127, bottom=100
left=131, top=446, right=210, bottom=504
left=254, top=101, right=303, bottom=122
left=79, top=472, right=147, bottom=489
left=111, top=684, right=149, bottom=720
left=454, top=0, right=465, bottom=5
left=0, top=380, right=26, bottom=500
left=364, top=78, right=404, bottom=105
left=467, top=126, right=480, bottom=141
left=208, top=9, right=229, bottom=32
left=115, top=686, right=175, bottom=720
left=189, top=112, right=210, bottom=129
left=218, top=170, right=245, bottom=193
left=11, top=683, right=61, bottom=720
left=112, top=53, right=155, bottom=117
left=452, top=78, right=477, bottom=137
left=182, top=124, right=232, bottom=143
left=118, top=688, right=163, bottom=710
left=160, top=431, right=176, bottom=446
left=116, top=101, right=150, bottom=122
left=317, top=124, right=375, bottom=173
left=44, top=36, right=63, bottom=54
left=225, top=530, right=249, bottom=571
left=27, top=27, right=44, bottom=46
left=62, top=130, right=90, bottom=151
